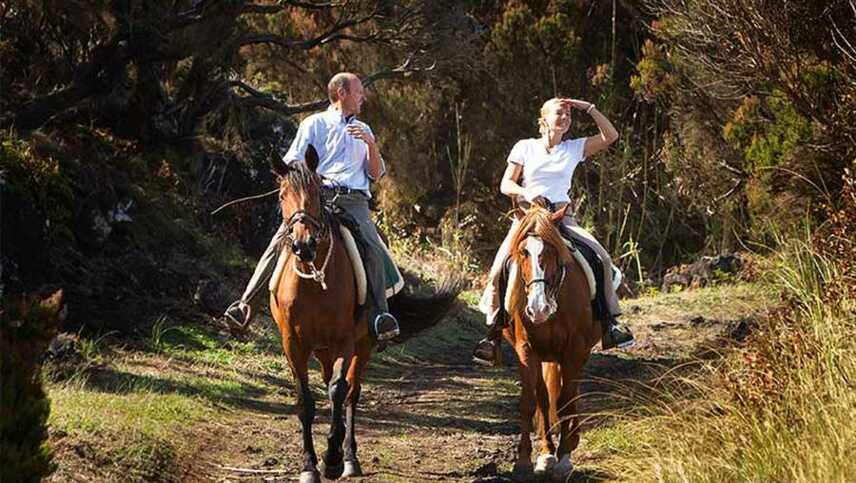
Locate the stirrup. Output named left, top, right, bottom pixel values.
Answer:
left=373, top=313, right=400, bottom=341
left=601, top=321, right=634, bottom=350
left=472, top=337, right=501, bottom=367
left=224, top=301, right=252, bottom=332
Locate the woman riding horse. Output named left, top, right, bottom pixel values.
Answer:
left=504, top=201, right=602, bottom=480
left=473, top=97, right=634, bottom=366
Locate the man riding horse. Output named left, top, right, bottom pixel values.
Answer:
left=223, top=72, right=400, bottom=342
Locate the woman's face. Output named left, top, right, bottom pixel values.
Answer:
left=543, top=102, right=571, bottom=135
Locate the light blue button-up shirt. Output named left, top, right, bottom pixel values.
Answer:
left=283, top=106, right=385, bottom=196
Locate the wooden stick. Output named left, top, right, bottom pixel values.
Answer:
left=214, top=465, right=291, bottom=474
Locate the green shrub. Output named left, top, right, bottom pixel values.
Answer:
left=1, top=290, right=64, bottom=483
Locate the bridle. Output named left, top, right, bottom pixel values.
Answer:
left=522, top=237, right=567, bottom=299
left=282, top=198, right=334, bottom=291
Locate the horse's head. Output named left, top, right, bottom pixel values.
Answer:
left=508, top=203, right=572, bottom=324
left=273, top=154, right=325, bottom=263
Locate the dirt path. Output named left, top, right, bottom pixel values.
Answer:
left=185, top=285, right=766, bottom=483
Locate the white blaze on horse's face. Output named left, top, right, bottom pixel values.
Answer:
left=524, top=236, right=557, bottom=324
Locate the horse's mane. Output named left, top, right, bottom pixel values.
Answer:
left=279, top=161, right=321, bottom=196
left=507, top=206, right=573, bottom=315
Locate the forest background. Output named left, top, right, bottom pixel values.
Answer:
left=3, top=0, right=854, bottom=323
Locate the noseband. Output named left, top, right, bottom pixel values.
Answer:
left=522, top=238, right=567, bottom=297
left=282, top=205, right=333, bottom=290
left=284, top=209, right=327, bottom=244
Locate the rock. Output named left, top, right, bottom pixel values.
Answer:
left=726, top=318, right=755, bottom=342
left=263, top=457, right=278, bottom=466
left=471, top=462, right=498, bottom=477
left=662, top=253, right=744, bottom=292
left=47, top=332, right=81, bottom=361
left=193, top=279, right=229, bottom=316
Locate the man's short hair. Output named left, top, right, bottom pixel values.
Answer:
left=328, top=73, right=352, bottom=103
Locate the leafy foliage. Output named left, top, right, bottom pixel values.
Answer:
left=1, top=290, right=64, bottom=483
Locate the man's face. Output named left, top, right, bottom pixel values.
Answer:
left=340, top=77, right=365, bottom=115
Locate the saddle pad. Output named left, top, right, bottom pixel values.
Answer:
left=268, top=225, right=404, bottom=306
left=339, top=225, right=367, bottom=305
left=565, top=238, right=597, bottom=301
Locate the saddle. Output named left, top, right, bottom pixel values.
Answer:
left=498, top=227, right=611, bottom=323
left=268, top=203, right=404, bottom=306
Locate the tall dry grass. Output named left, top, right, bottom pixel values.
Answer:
left=614, top=236, right=855, bottom=482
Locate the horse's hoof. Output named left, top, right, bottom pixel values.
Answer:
left=299, top=470, right=321, bottom=483
left=550, top=454, right=573, bottom=481
left=534, top=454, right=557, bottom=475
left=318, top=459, right=344, bottom=479
left=512, top=462, right=534, bottom=481
left=342, top=460, right=363, bottom=477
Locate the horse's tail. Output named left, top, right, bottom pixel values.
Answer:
left=389, top=272, right=465, bottom=342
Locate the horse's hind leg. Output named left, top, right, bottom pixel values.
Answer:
left=343, top=340, right=372, bottom=477
left=284, top=337, right=320, bottom=483
left=552, top=353, right=587, bottom=481
left=320, top=340, right=354, bottom=479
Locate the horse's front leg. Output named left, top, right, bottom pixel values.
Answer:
left=283, top=337, right=320, bottom=483
left=319, top=339, right=354, bottom=479
left=342, top=340, right=372, bottom=477
left=533, top=363, right=558, bottom=477
left=512, top=341, right=540, bottom=480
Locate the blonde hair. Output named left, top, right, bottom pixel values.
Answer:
left=537, top=98, right=565, bottom=137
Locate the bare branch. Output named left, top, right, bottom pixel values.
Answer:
left=240, top=10, right=381, bottom=50
left=228, top=80, right=327, bottom=115
left=228, top=57, right=435, bottom=115
left=240, top=1, right=340, bottom=14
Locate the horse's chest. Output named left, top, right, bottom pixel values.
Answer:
left=525, top=330, right=568, bottom=362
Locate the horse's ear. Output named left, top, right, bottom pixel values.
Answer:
left=305, top=145, right=319, bottom=173
left=272, top=159, right=291, bottom=178
left=549, top=204, right=568, bottom=224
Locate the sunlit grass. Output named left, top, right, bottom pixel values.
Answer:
left=601, top=239, right=856, bottom=482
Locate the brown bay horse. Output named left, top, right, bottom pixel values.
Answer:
left=269, top=161, right=460, bottom=483
left=503, top=203, right=603, bottom=481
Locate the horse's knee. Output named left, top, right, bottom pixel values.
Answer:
left=328, top=376, right=349, bottom=406
left=297, top=388, right=316, bottom=421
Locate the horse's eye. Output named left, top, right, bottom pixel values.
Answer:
left=521, top=249, right=529, bottom=257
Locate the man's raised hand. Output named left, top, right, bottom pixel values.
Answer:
left=346, top=125, right=375, bottom=145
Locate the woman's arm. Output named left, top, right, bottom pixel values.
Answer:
left=500, top=163, right=525, bottom=199
left=562, top=99, right=620, bottom=158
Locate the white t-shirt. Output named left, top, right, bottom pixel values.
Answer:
left=507, top=137, right=587, bottom=204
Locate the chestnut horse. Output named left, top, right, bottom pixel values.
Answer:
left=503, top=203, right=602, bottom=481
left=269, top=161, right=459, bottom=483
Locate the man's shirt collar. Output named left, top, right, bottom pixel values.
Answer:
left=326, top=105, right=355, bottom=124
